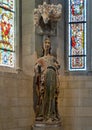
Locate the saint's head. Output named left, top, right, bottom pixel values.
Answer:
left=43, top=37, right=51, bottom=52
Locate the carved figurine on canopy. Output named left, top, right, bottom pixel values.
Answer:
left=34, top=1, right=62, bottom=35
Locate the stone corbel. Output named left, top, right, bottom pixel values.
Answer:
left=34, top=2, right=62, bottom=36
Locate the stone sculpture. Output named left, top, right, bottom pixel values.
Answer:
left=34, top=37, right=61, bottom=124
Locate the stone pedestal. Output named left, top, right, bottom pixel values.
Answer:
left=31, top=122, right=63, bottom=130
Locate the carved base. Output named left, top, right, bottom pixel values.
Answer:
left=31, top=121, right=63, bottom=130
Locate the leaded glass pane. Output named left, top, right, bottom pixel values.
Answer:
left=69, top=56, right=86, bottom=70
left=0, top=9, right=14, bottom=51
left=0, top=49, right=14, bottom=67
left=69, top=0, right=86, bottom=22
left=69, top=23, right=86, bottom=56
left=0, top=0, right=14, bottom=11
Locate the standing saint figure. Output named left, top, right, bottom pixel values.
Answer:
left=34, top=37, right=60, bottom=123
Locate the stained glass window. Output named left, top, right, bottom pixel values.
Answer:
left=0, top=0, right=15, bottom=67
left=68, top=0, right=86, bottom=71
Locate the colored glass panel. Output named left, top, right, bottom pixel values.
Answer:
left=0, top=9, right=14, bottom=51
left=69, top=56, right=86, bottom=70
left=69, top=23, right=86, bottom=56
left=0, top=49, right=14, bottom=67
left=0, top=0, right=15, bottom=67
left=0, top=0, right=14, bottom=11
left=69, top=0, right=86, bottom=22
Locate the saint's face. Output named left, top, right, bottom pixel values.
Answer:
left=44, top=39, right=51, bottom=51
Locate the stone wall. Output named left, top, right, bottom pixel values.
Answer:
left=0, top=0, right=35, bottom=130
left=57, top=0, right=92, bottom=130
left=59, top=76, right=92, bottom=130
left=0, top=73, right=34, bottom=130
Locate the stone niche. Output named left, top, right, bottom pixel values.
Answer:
left=32, top=1, right=63, bottom=130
